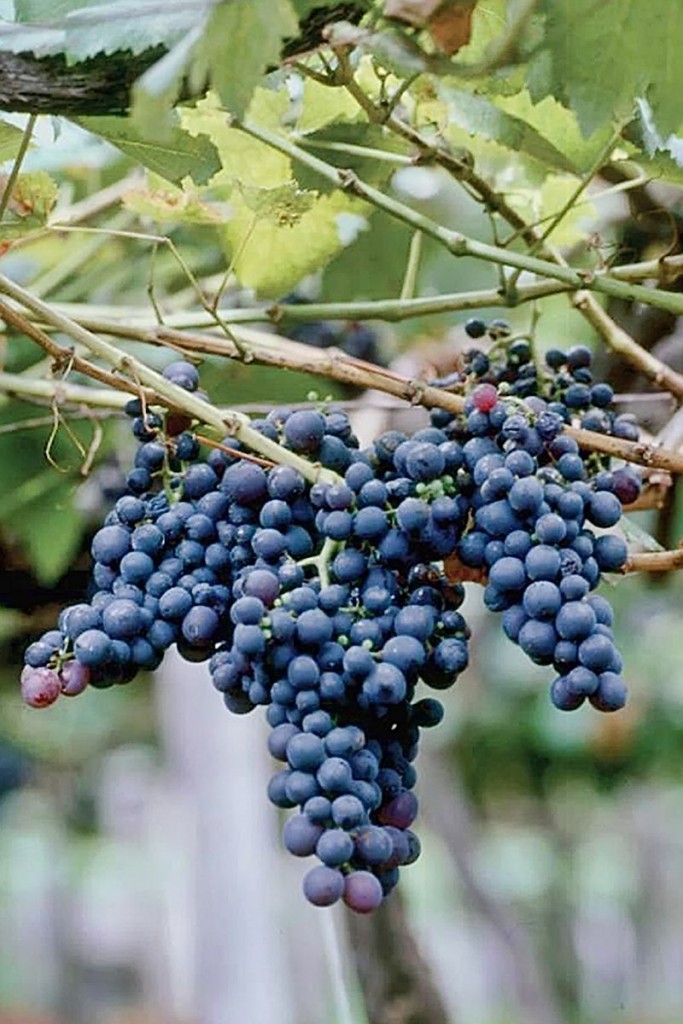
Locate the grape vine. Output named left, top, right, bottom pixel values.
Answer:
left=19, top=315, right=643, bottom=912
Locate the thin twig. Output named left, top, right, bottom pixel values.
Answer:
left=0, top=298, right=137, bottom=394
left=235, top=119, right=683, bottom=321
left=0, top=271, right=339, bottom=486
left=400, top=230, right=423, bottom=302
left=0, top=113, right=36, bottom=223
left=329, top=75, right=683, bottom=398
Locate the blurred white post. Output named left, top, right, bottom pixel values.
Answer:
left=156, top=650, right=294, bottom=1024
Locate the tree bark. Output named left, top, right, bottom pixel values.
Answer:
left=345, top=893, right=453, bottom=1024
left=0, top=4, right=368, bottom=116
left=0, top=51, right=164, bottom=115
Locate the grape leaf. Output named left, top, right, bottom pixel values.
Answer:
left=15, top=0, right=91, bottom=19
left=0, top=171, right=58, bottom=239
left=181, top=90, right=292, bottom=189
left=18, top=481, right=86, bottom=585
left=131, top=28, right=203, bottom=142
left=193, top=0, right=298, bottom=118
left=76, top=114, right=221, bottom=185
left=452, top=0, right=505, bottom=64
left=0, top=0, right=214, bottom=61
left=292, top=123, right=409, bottom=193
left=541, top=0, right=683, bottom=138
left=238, top=182, right=316, bottom=225
left=122, top=185, right=230, bottom=224
left=490, top=92, right=614, bottom=174
left=0, top=21, right=63, bottom=57
left=223, top=188, right=370, bottom=296
left=443, top=88, right=576, bottom=173
left=0, top=119, right=30, bottom=162
left=297, top=76, right=362, bottom=134
left=64, top=0, right=211, bottom=63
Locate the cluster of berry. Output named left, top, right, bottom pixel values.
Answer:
left=427, top=319, right=638, bottom=711
left=20, top=320, right=638, bottom=910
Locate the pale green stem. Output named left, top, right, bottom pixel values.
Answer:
left=0, top=113, right=36, bottom=223
left=507, top=118, right=629, bottom=292
left=400, top=230, right=423, bottom=302
left=0, top=271, right=338, bottom=486
left=236, top=118, right=683, bottom=319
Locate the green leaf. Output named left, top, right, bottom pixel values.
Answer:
left=443, top=88, right=576, bottom=173
left=541, top=0, right=683, bottom=138
left=292, top=122, right=408, bottom=193
left=19, top=484, right=86, bottom=585
left=15, top=0, right=91, bottom=19
left=0, top=119, right=30, bottom=162
left=194, top=0, right=298, bottom=118
left=64, top=0, right=212, bottom=63
left=122, top=183, right=230, bottom=224
left=183, top=88, right=373, bottom=294
left=507, top=174, right=595, bottom=249
left=452, top=0, right=507, bottom=64
left=291, top=0, right=343, bottom=15
left=0, top=0, right=214, bottom=61
left=76, top=113, right=221, bottom=185
left=0, top=21, right=64, bottom=58
left=238, top=182, right=316, bottom=224
left=131, top=28, right=203, bottom=142
left=181, top=89, right=292, bottom=188
left=491, top=92, right=614, bottom=174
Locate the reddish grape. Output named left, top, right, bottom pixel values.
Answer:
left=471, top=383, right=498, bottom=413
left=21, top=665, right=61, bottom=708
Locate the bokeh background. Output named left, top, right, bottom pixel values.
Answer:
left=1, top=113, right=683, bottom=1024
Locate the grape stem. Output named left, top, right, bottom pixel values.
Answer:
left=5, top=251, right=679, bottom=331
left=298, top=536, right=340, bottom=589
left=2, top=284, right=683, bottom=477
left=622, top=548, right=683, bottom=573
left=329, top=67, right=683, bottom=399
left=0, top=274, right=342, bottom=487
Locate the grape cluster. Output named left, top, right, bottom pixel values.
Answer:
left=20, top=320, right=639, bottom=910
left=207, top=416, right=470, bottom=910
left=430, top=318, right=638, bottom=711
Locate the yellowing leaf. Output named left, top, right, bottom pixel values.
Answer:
left=224, top=189, right=370, bottom=297
left=123, top=186, right=230, bottom=224
left=506, top=174, right=595, bottom=249
left=182, top=91, right=292, bottom=188
left=0, top=170, right=58, bottom=239
left=297, top=76, right=362, bottom=134
left=238, top=182, right=316, bottom=225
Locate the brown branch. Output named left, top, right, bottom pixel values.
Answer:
left=0, top=298, right=144, bottom=396
left=622, top=547, right=683, bottom=573
left=146, top=323, right=683, bottom=476
left=6, top=277, right=683, bottom=476
left=345, top=893, right=453, bottom=1024
left=23, top=298, right=677, bottom=475
left=0, top=50, right=164, bottom=115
